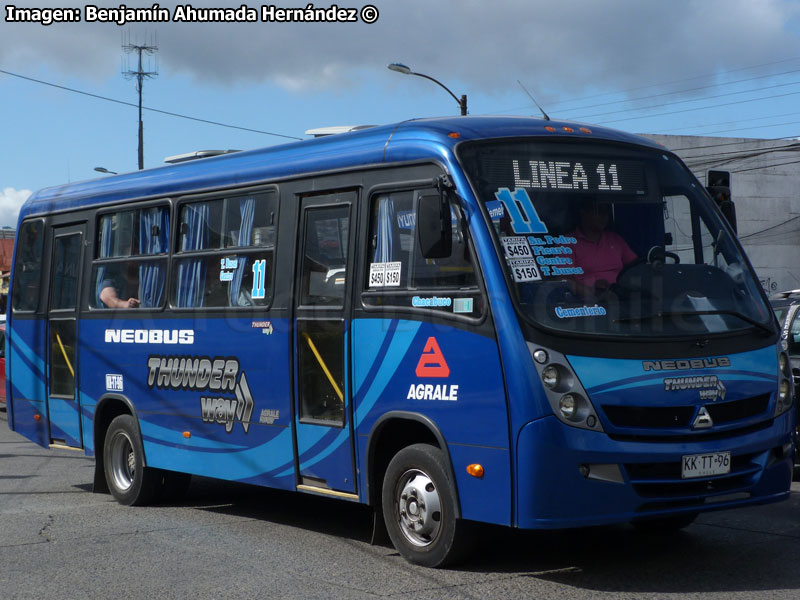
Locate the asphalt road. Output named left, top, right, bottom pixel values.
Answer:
left=2, top=407, right=800, bottom=600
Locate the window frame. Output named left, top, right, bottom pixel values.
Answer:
left=89, top=201, right=172, bottom=312
left=169, top=187, right=280, bottom=312
left=359, top=182, right=486, bottom=322
left=11, top=218, right=46, bottom=315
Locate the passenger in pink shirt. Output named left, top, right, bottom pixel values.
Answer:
left=569, top=201, right=637, bottom=295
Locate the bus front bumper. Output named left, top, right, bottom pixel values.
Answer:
left=515, top=413, right=794, bottom=529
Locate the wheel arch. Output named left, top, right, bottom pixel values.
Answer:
left=364, top=411, right=461, bottom=518
left=92, top=394, right=144, bottom=494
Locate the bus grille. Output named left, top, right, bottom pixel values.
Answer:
left=607, top=419, right=773, bottom=443
left=602, top=393, right=771, bottom=430
left=624, top=452, right=761, bottom=509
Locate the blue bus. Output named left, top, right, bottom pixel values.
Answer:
left=6, top=116, right=794, bottom=567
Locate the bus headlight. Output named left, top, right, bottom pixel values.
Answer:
left=542, top=366, right=560, bottom=389
left=779, top=353, right=790, bottom=377
left=559, top=394, right=577, bottom=420
left=780, top=380, right=790, bottom=401
left=528, top=344, right=604, bottom=432
left=775, top=350, right=794, bottom=417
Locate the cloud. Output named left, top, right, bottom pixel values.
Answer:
left=2, top=0, right=800, bottom=100
left=0, top=188, right=31, bottom=228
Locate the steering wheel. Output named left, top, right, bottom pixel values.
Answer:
left=616, top=245, right=680, bottom=289
left=646, top=245, right=680, bottom=266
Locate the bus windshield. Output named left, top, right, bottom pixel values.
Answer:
left=459, top=139, right=773, bottom=338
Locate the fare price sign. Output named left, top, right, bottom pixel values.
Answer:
left=501, top=237, right=542, bottom=282
left=369, top=262, right=401, bottom=288
left=501, top=236, right=533, bottom=258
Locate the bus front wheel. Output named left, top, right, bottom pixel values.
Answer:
left=103, top=415, right=159, bottom=506
left=381, top=444, right=470, bottom=567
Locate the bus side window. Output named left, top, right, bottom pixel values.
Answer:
left=91, top=206, right=169, bottom=309
left=11, top=220, right=44, bottom=313
left=172, top=192, right=277, bottom=308
left=301, top=206, right=349, bottom=306
left=367, top=190, right=476, bottom=292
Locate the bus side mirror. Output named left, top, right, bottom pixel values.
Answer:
left=707, top=185, right=737, bottom=233
left=417, top=192, right=452, bottom=258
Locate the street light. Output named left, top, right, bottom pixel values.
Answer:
left=94, top=167, right=118, bottom=175
left=388, top=63, right=467, bottom=116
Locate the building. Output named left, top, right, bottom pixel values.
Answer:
left=645, top=134, right=800, bottom=294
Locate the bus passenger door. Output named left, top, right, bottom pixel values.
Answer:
left=46, top=224, right=85, bottom=448
left=292, top=192, right=357, bottom=496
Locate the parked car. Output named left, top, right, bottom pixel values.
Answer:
left=769, top=289, right=800, bottom=478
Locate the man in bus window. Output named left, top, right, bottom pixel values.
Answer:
left=569, top=198, right=637, bottom=296
left=99, top=263, right=141, bottom=308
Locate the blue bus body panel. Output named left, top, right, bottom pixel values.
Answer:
left=352, top=318, right=512, bottom=525
left=79, top=317, right=297, bottom=489
left=8, top=319, right=48, bottom=447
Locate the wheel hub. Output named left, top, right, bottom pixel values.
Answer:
left=396, top=470, right=442, bottom=547
left=110, top=431, right=136, bottom=492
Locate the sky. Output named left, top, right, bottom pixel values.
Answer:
left=2, top=0, right=800, bottom=227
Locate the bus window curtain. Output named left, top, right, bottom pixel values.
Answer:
left=95, top=216, right=114, bottom=307
left=176, top=204, right=209, bottom=308
left=373, top=195, right=397, bottom=263
left=229, top=197, right=255, bottom=306
left=138, top=207, right=169, bottom=308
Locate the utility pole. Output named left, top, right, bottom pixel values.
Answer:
left=122, top=34, right=158, bottom=170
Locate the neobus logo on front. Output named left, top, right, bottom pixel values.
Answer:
left=104, top=329, right=195, bottom=345
left=642, top=357, right=731, bottom=371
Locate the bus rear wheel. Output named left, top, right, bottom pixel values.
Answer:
left=103, top=415, right=159, bottom=506
left=381, top=444, right=470, bottom=567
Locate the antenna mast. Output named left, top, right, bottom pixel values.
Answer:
left=123, top=32, right=158, bottom=170
left=517, top=80, right=550, bottom=121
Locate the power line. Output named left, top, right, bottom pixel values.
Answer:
left=656, top=110, right=800, bottom=134
left=729, top=157, right=800, bottom=173
left=0, top=68, right=303, bottom=141
left=555, top=67, right=800, bottom=114
left=597, top=88, right=800, bottom=125
left=486, top=56, right=800, bottom=117
left=550, top=56, right=800, bottom=109
left=569, top=78, right=800, bottom=121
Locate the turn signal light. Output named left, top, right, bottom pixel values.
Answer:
left=448, top=132, right=461, bottom=138
left=34, top=414, right=41, bottom=422
left=183, top=431, right=192, bottom=439
left=466, top=464, right=485, bottom=478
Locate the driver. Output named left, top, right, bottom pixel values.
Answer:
left=569, top=199, right=637, bottom=295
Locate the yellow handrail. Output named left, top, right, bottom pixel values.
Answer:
left=301, top=332, right=343, bottom=402
left=55, top=332, right=75, bottom=378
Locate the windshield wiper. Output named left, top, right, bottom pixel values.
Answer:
left=614, top=310, right=774, bottom=335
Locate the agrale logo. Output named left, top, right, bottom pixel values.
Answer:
left=407, top=337, right=459, bottom=401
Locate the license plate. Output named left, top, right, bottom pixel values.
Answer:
left=681, top=451, right=731, bottom=479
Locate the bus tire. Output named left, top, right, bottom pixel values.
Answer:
left=103, top=415, right=159, bottom=506
left=631, top=512, right=697, bottom=533
left=381, top=443, right=470, bottom=567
